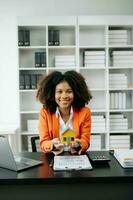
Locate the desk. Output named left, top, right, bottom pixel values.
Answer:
left=0, top=152, right=133, bottom=200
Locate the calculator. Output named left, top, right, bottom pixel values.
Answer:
left=87, top=151, right=111, bottom=163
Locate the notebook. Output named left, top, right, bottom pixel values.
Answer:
left=114, top=149, right=133, bottom=168
left=53, top=155, right=92, bottom=171
left=0, top=136, right=43, bottom=172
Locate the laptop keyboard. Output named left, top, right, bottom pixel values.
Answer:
left=14, top=156, right=33, bottom=169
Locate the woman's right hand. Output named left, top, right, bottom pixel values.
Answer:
left=52, top=138, right=64, bottom=155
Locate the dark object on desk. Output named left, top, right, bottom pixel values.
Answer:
left=87, top=151, right=111, bottom=164
left=30, top=136, right=39, bottom=152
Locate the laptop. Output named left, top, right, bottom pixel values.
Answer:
left=0, top=136, right=43, bottom=172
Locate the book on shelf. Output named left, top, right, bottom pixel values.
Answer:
left=111, top=144, right=130, bottom=149
left=84, top=50, right=105, bottom=56
left=113, top=55, right=133, bottom=60
left=84, top=63, right=105, bottom=67
left=109, top=30, right=128, bottom=35
left=109, top=35, right=128, bottom=39
left=110, top=114, right=125, bottom=119
left=55, top=55, right=75, bottom=67
left=84, top=59, right=105, bottom=64
left=114, top=149, right=133, bottom=168
left=110, top=140, right=130, bottom=144
left=110, top=92, right=126, bottom=109
left=84, top=55, right=105, bottom=60
left=112, top=50, right=133, bottom=55
left=55, top=55, right=75, bottom=60
left=110, top=135, right=130, bottom=140
left=92, top=115, right=106, bottom=129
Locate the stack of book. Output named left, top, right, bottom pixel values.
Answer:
left=19, top=74, right=42, bottom=90
left=112, top=50, right=133, bottom=67
left=110, top=92, right=126, bottom=109
left=35, top=52, right=46, bottom=67
left=109, top=29, right=128, bottom=45
left=110, top=114, right=128, bottom=131
left=55, top=55, right=75, bottom=67
left=89, top=134, right=101, bottom=150
left=18, top=29, right=30, bottom=46
left=83, top=51, right=105, bottom=67
left=110, top=135, right=130, bottom=150
left=114, top=149, right=133, bottom=168
left=48, top=30, right=60, bottom=46
left=27, top=135, right=41, bottom=152
left=109, top=73, right=127, bottom=89
left=91, top=115, right=106, bottom=132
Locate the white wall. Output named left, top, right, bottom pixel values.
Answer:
left=0, top=0, right=133, bottom=132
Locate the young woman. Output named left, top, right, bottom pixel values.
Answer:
left=36, top=70, right=92, bottom=155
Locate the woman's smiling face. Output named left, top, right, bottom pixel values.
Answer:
left=55, top=81, right=74, bottom=110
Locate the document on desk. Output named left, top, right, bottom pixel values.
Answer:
left=114, top=149, right=133, bottom=168
left=53, top=155, right=92, bottom=171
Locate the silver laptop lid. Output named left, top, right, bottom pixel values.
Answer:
left=0, top=136, right=17, bottom=171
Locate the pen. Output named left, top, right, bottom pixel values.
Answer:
left=124, top=157, right=133, bottom=161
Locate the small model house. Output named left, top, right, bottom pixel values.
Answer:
left=61, top=129, right=75, bottom=145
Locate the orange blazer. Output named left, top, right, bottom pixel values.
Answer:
left=38, top=106, right=91, bottom=153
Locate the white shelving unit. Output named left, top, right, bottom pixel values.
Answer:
left=17, top=16, right=133, bottom=152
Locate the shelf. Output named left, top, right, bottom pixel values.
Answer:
left=20, top=111, right=39, bottom=114
left=109, top=88, right=133, bottom=91
left=19, top=89, right=37, bottom=92
left=110, top=129, right=133, bottom=133
left=17, top=16, right=133, bottom=152
left=19, top=67, right=46, bottom=70
left=48, top=45, right=76, bottom=49
left=18, top=46, right=46, bottom=49
left=110, top=109, right=133, bottom=112
left=20, top=131, right=38, bottom=135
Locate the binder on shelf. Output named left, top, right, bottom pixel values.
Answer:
left=18, top=30, right=24, bottom=46
left=48, top=30, right=54, bottom=46
left=36, top=74, right=43, bottom=85
left=35, top=52, right=41, bottom=67
left=24, top=74, right=30, bottom=89
left=40, top=52, right=46, bottom=67
left=24, top=30, right=30, bottom=46
left=30, top=74, right=37, bottom=89
left=54, top=30, right=60, bottom=46
left=19, top=74, right=25, bottom=89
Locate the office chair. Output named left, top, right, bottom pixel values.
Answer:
left=30, top=136, right=39, bottom=152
